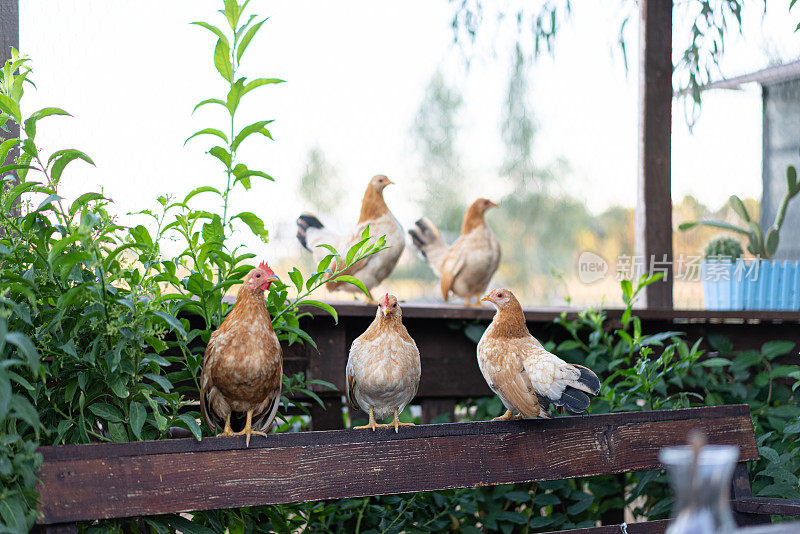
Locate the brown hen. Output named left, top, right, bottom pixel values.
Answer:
left=477, top=288, right=601, bottom=420
left=409, top=198, right=501, bottom=307
left=200, top=261, right=282, bottom=446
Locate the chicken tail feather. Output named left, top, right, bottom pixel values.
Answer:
left=572, top=364, right=601, bottom=395
left=553, top=386, right=591, bottom=414
left=297, top=213, right=324, bottom=251
left=408, top=218, right=443, bottom=259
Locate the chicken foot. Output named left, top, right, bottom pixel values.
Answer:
left=464, top=295, right=483, bottom=308
left=217, top=413, right=236, bottom=438
left=354, top=408, right=392, bottom=431
left=232, top=410, right=269, bottom=447
left=392, top=408, right=415, bottom=433
left=492, top=409, right=524, bottom=421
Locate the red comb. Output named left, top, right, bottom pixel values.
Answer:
left=258, top=260, right=272, bottom=272
left=383, top=293, right=390, bottom=307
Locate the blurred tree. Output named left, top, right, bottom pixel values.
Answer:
left=297, top=146, right=345, bottom=216
left=412, top=69, right=466, bottom=234
left=449, top=0, right=775, bottom=124
left=494, top=44, right=593, bottom=289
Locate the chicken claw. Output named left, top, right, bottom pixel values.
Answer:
left=232, top=411, right=269, bottom=447
left=392, top=408, right=415, bottom=433
left=492, top=409, right=522, bottom=421
left=217, top=413, right=236, bottom=437
left=354, top=409, right=392, bottom=431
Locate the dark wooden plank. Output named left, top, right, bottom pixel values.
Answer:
left=0, top=0, right=20, bottom=216
left=289, top=301, right=800, bottom=324
left=541, top=520, right=669, bottom=534
left=310, top=395, right=344, bottom=431
left=0, top=0, right=18, bottom=69
left=36, top=405, right=758, bottom=524
left=636, top=0, right=674, bottom=309
left=733, top=497, right=800, bottom=517
left=732, top=461, right=773, bottom=526
left=420, top=398, right=456, bottom=424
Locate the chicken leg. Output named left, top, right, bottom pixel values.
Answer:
left=354, top=408, right=391, bottom=431
left=392, top=408, right=415, bottom=433
left=217, top=413, right=235, bottom=437
left=492, top=409, right=524, bottom=421
left=232, top=410, right=268, bottom=447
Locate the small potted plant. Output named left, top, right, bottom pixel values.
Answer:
left=680, top=159, right=800, bottom=310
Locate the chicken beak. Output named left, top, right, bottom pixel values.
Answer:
left=269, top=274, right=280, bottom=282
left=480, top=295, right=491, bottom=302
left=487, top=200, right=498, bottom=208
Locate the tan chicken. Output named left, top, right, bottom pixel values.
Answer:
left=200, top=262, right=282, bottom=446
left=296, top=175, right=405, bottom=304
left=477, top=288, right=600, bottom=420
left=346, top=294, right=421, bottom=432
left=409, top=198, right=501, bottom=306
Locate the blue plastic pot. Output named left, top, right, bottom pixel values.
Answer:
left=701, top=259, right=800, bottom=311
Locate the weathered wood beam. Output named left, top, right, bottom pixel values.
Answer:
left=35, top=405, right=758, bottom=525
left=541, top=520, right=669, bottom=534
left=636, top=0, right=674, bottom=309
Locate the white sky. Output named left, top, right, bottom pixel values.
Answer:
left=18, top=1, right=800, bottom=259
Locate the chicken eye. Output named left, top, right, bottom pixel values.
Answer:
left=255, top=273, right=261, bottom=278
left=497, top=292, right=504, bottom=298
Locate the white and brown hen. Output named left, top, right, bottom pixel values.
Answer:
left=296, top=175, right=404, bottom=304
left=200, top=261, right=282, bottom=446
left=346, top=294, right=421, bottom=431
left=409, top=198, right=501, bottom=306
left=477, top=288, right=600, bottom=420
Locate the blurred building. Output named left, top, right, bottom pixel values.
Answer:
left=704, top=60, right=800, bottom=260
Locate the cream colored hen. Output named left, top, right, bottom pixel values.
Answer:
left=296, top=175, right=404, bottom=304
left=477, top=288, right=601, bottom=420
left=409, top=198, right=500, bottom=306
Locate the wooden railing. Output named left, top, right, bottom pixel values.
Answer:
left=37, top=405, right=786, bottom=534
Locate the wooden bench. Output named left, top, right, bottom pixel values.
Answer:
left=34, top=404, right=799, bottom=533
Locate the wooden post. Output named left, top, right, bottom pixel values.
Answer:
left=1, top=0, right=20, bottom=214
left=636, top=0, right=674, bottom=309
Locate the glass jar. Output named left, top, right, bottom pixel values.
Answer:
left=659, top=444, right=739, bottom=534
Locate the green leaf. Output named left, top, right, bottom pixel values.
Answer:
left=144, top=372, right=173, bottom=393
left=183, top=185, right=222, bottom=204
left=129, top=402, right=146, bottom=439
left=233, top=211, right=269, bottom=242
left=700, top=357, right=730, bottom=368
left=765, top=226, right=780, bottom=257
left=192, top=97, right=227, bottom=114
left=214, top=38, right=233, bottom=82
left=152, top=311, right=187, bottom=339
left=0, top=137, right=20, bottom=163
left=50, top=149, right=95, bottom=184
left=5, top=332, right=39, bottom=373
left=69, top=192, right=105, bottom=217
left=191, top=21, right=230, bottom=48
left=729, top=195, right=750, bottom=222
left=761, top=341, right=795, bottom=360
left=88, top=403, right=124, bottom=423
left=237, top=19, right=266, bottom=62
left=0, top=94, right=22, bottom=122
left=330, top=274, right=369, bottom=297
left=177, top=413, right=203, bottom=441
left=208, top=146, right=232, bottom=168
left=231, top=120, right=274, bottom=152
left=288, top=268, right=303, bottom=293
left=185, top=128, right=228, bottom=145
left=242, top=77, right=285, bottom=96
left=298, top=300, right=338, bottom=324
